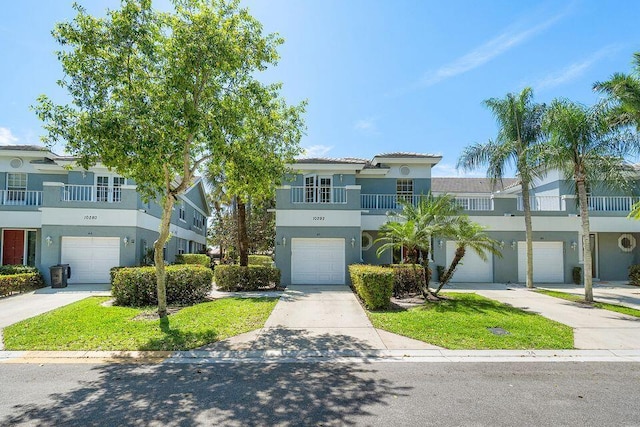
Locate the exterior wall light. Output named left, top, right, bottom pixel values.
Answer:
left=571, top=241, right=577, bottom=250
left=282, top=237, right=287, bottom=247
left=438, top=240, right=443, bottom=248
left=511, top=240, right=517, bottom=250
left=351, top=237, right=356, bottom=248
left=123, top=236, right=129, bottom=246
left=46, top=236, right=53, bottom=247
left=499, top=240, right=505, bottom=248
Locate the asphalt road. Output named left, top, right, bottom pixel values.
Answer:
left=0, top=361, right=638, bottom=426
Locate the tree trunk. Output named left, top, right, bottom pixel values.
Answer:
left=237, top=198, right=249, bottom=266
left=154, top=194, right=175, bottom=318
left=521, top=181, right=535, bottom=289
left=436, top=245, right=465, bottom=294
left=420, top=246, right=433, bottom=298
left=576, top=178, right=594, bottom=302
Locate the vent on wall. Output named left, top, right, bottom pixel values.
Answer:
left=9, top=158, right=23, bottom=168
left=400, top=165, right=410, bottom=176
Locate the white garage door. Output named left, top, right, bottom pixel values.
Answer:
left=518, top=241, right=564, bottom=283
left=61, top=237, right=120, bottom=284
left=445, top=241, right=493, bottom=282
left=291, top=238, right=345, bottom=285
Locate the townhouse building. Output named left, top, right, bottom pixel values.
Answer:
left=275, top=153, right=640, bottom=285
left=1, top=145, right=209, bottom=285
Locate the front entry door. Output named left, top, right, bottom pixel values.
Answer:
left=2, top=230, right=25, bottom=265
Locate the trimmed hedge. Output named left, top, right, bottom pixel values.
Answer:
left=248, top=255, right=273, bottom=266
left=391, top=264, right=425, bottom=297
left=349, top=265, right=393, bottom=310
left=112, top=265, right=213, bottom=307
left=0, top=273, right=45, bottom=297
left=175, top=254, right=211, bottom=268
left=214, top=265, right=280, bottom=291
left=572, top=266, right=582, bottom=285
left=629, top=265, right=640, bottom=286
left=0, top=265, right=41, bottom=275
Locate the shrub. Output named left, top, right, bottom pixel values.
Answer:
left=0, top=273, right=45, bottom=297
left=436, top=265, right=445, bottom=281
left=0, top=265, right=40, bottom=275
left=391, top=264, right=425, bottom=297
left=349, top=265, right=393, bottom=310
left=112, top=265, right=213, bottom=307
left=629, top=265, right=640, bottom=286
left=175, top=254, right=211, bottom=268
left=248, top=255, right=273, bottom=266
left=572, top=266, right=582, bottom=285
left=214, top=265, right=280, bottom=291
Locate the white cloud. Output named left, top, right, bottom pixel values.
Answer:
left=353, top=117, right=380, bottom=135
left=0, top=127, right=18, bottom=145
left=431, top=163, right=485, bottom=178
left=421, top=12, right=566, bottom=87
left=302, top=144, right=333, bottom=158
left=533, top=45, right=619, bottom=90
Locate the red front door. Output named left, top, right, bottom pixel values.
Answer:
left=2, top=230, right=25, bottom=265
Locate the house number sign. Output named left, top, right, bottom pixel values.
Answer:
left=83, top=215, right=98, bottom=220
left=312, top=216, right=325, bottom=221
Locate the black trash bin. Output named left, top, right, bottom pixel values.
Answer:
left=50, top=264, right=71, bottom=288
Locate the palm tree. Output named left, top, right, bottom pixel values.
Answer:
left=375, top=193, right=462, bottom=297
left=457, top=87, right=545, bottom=289
left=542, top=99, right=639, bottom=302
left=594, top=52, right=640, bottom=130
left=435, top=218, right=502, bottom=295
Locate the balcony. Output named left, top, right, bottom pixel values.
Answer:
left=361, top=194, right=493, bottom=211
left=291, top=186, right=347, bottom=204
left=517, top=196, right=564, bottom=211
left=588, top=196, right=640, bottom=212
left=62, top=185, right=123, bottom=203
left=0, top=190, right=43, bottom=206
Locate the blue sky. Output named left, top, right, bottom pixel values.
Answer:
left=1, top=1, right=639, bottom=176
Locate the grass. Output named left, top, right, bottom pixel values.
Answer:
left=3, top=296, right=278, bottom=351
left=368, top=292, right=573, bottom=350
left=535, top=289, right=640, bottom=318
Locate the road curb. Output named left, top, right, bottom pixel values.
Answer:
left=1, top=349, right=640, bottom=364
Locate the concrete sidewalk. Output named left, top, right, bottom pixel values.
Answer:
left=537, top=282, right=640, bottom=311
left=203, top=285, right=439, bottom=352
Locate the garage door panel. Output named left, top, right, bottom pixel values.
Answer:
left=61, top=237, right=120, bottom=284
left=291, top=238, right=345, bottom=285
left=518, top=241, right=564, bottom=283
left=445, top=241, right=493, bottom=283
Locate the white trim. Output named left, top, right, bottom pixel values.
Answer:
left=276, top=210, right=361, bottom=227
left=0, top=211, right=42, bottom=228
left=361, top=231, right=373, bottom=251
left=618, top=233, right=636, bottom=252
left=178, top=194, right=208, bottom=217
left=290, top=163, right=366, bottom=172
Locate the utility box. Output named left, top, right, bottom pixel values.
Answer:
left=50, top=264, right=71, bottom=288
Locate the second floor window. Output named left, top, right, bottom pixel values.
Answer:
left=178, top=202, right=186, bottom=221
left=96, top=175, right=125, bottom=202
left=304, top=175, right=332, bottom=203
left=6, top=173, right=27, bottom=202
left=396, top=179, right=413, bottom=203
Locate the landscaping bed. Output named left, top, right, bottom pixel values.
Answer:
left=367, top=292, right=574, bottom=349
left=4, top=296, right=278, bottom=351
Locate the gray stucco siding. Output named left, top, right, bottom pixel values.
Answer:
left=361, top=230, right=392, bottom=265
left=596, top=232, right=640, bottom=280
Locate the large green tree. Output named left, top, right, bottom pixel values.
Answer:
left=34, top=0, right=301, bottom=317
left=457, top=87, right=545, bottom=289
left=542, top=99, right=639, bottom=302
left=594, top=52, right=640, bottom=130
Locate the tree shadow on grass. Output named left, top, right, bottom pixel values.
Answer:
left=1, top=362, right=412, bottom=426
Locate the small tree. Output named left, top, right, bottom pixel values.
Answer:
left=435, top=218, right=502, bottom=295
left=34, top=0, right=299, bottom=317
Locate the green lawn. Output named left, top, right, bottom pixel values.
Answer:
left=368, top=292, right=573, bottom=350
left=4, top=296, right=278, bottom=351
left=535, top=289, right=640, bottom=318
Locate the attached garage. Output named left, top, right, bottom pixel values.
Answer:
left=446, top=241, right=493, bottom=282
left=291, top=238, right=345, bottom=285
left=61, top=237, right=120, bottom=284
left=518, top=241, right=564, bottom=283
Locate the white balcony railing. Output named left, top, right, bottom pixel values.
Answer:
left=62, top=185, right=122, bottom=203
left=588, top=196, right=640, bottom=212
left=0, top=190, right=42, bottom=206
left=517, top=196, right=563, bottom=211
left=291, top=186, right=347, bottom=204
left=361, top=194, right=492, bottom=211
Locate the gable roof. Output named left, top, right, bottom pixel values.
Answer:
left=431, top=177, right=519, bottom=194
